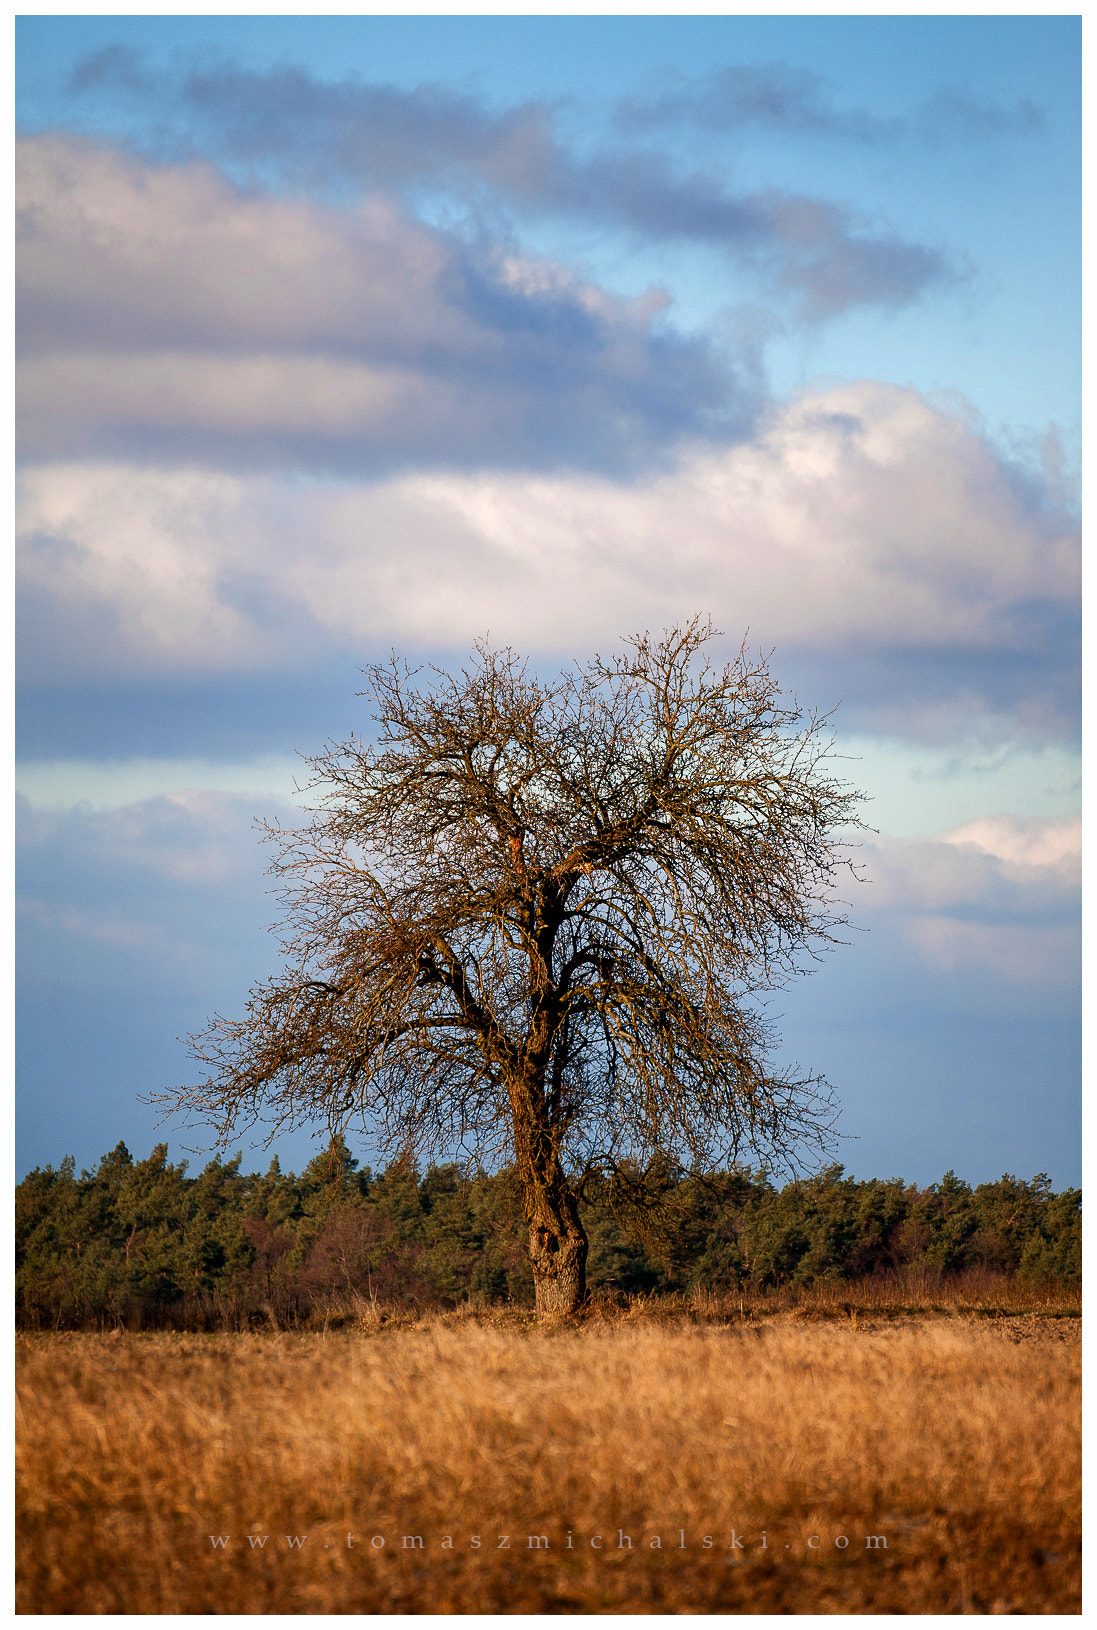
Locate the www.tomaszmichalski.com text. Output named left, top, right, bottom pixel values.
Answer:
left=208, top=1528, right=890, bottom=1554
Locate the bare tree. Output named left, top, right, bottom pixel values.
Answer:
left=168, top=620, right=862, bottom=1316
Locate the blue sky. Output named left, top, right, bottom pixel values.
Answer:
left=15, top=14, right=1081, bottom=1186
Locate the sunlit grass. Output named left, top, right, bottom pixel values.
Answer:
left=16, top=1292, right=1080, bottom=1613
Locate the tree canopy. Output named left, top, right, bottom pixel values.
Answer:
left=167, top=619, right=863, bottom=1314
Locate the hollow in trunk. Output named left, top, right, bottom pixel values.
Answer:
left=528, top=1196, right=588, bottom=1317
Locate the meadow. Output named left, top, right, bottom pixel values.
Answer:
left=16, top=1283, right=1080, bottom=1614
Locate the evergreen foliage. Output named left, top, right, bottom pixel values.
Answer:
left=16, top=1141, right=1079, bottom=1330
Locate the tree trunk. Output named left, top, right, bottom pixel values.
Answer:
left=512, top=1073, right=588, bottom=1316
left=528, top=1204, right=588, bottom=1317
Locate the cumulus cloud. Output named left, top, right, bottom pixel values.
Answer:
left=942, top=811, right=1080, bottom=873
left=16, top=380, right=1079, bottom=738
left=856, top=814, right=1080, bottom=991
left=16, top=461, right=279, bottom=674
left=333, top=381, right=1073, bottom=652
left=55, top=57, right=951, bottom=320
left=16, top=134, right=740, bottom=475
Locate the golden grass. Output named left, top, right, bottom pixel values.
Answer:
left=17, top=1303, right=1080, bottom=1614
left=592, top=1268, right=1081, bottom=1324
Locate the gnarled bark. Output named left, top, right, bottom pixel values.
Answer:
left=513, top=1087, right=588, bottom=1316
left=528, top=1202, right=588, bottom=1317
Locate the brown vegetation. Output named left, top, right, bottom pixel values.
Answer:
left=16, top=1288, right=1080, bottom=1613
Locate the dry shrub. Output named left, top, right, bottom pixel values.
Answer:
left=16, top=1308, right=1080, bottom=1614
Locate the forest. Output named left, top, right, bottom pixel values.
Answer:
left=16, top=1138, right=1080, bottom=1330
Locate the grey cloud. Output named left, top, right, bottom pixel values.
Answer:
left=613, top=63, right=1043, bottom=144
left=861, top=828, right=1080, bottom=930
left=780, top=616, right=1080, bottom=749
left=615, top=64, right=896, bottom=142
left=740, top=195, right=946, bottom=318
left=530, top=150, right=948, bottom=317
left=63, top=52, right=950, bottom=320
left=847, top=826, right=1081, bottom=1008
left=69, top=43, right=157, bottom=97
left=16, top=134, right=746, bottom=476
left=915, top=87, right=1044, bottom=140
left=180, top=62, right=557, bottom=194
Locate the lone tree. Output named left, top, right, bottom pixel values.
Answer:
left=171, top=620, right=861, bottom=1316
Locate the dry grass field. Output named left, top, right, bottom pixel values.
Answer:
left=17, top=1288, right=1080, bottom=1614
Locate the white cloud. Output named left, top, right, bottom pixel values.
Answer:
left=17, top=382, right=1078, bottom=695
left=16, top=133, right=729, bottom=473
left=942, top=811, right=1080, bottom=874
left=317, top=380, right=1073, bottom=649
left=16, top=135, right=452, bottom=356
left=855, top=815, right=1080, bottom=989
left=16, top=461, right=274, bottom=672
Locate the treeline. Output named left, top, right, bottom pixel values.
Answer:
left=16, top=1139, right=1080, bottom=1331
